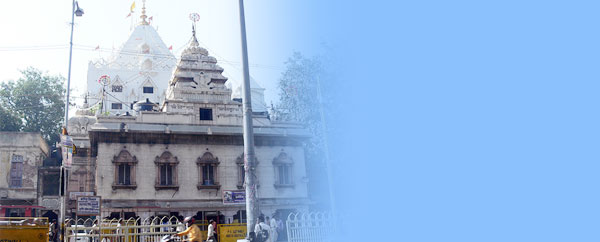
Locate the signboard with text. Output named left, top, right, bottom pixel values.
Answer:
left=222, top=190, right=245, bottom=204
left=76, top=196, right=101, bottom=215
left=218, top=224, right=247, bottom=242
left=70, top=192, right=94, bottom=200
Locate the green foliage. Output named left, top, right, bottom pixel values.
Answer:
left=274, top=52, right=329, bottom=156
left=0, top=105, right=22, bottom=131
left=0, top=67, right=66, bottom=144
left=274, top=52, right=337, bottom=210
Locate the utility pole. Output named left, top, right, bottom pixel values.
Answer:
left=59, top=0, right=76, bottom=234
left=61, top=0, right=83, bottom=237
left=238, top=0, right=260, bottom=236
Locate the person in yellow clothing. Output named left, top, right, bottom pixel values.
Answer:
left=176, top=217, right=203, bottom=242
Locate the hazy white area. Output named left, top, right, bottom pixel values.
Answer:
left=0, top=0, right=322, bottom=111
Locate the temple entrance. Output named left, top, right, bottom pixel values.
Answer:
left=42, top=210, right=58, bottom=222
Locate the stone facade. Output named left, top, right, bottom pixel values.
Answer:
left=64, top=115, right=97, bottom=215
left=65, top=14, right=313, bottom=223
left=80, top=31, right=312, bottom=223
left=0, top=132, right=49, bottom=217
left=89, top=133, right=309, bottom=222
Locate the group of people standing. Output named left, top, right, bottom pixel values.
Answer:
left=254, top=214, right=284, bottom=242
left=175, top=213, right=284, bottom=242
left=176, top=217, right=218, bottom=242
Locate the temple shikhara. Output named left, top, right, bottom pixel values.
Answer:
left=86, top=4, right=175, bottom=115
left=64, top=2, right=312, bottom=224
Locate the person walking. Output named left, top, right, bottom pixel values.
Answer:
left=254, top=215, right=271, bottom=242
left=207, top=220, right=218, bottom=242
left=269, top=215, right=278, bottom=242
left=49, top=220, right=58, bottom=242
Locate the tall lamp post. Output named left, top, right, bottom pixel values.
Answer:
left=60, top=0, right=83, bottom=237
left=237, top=0, right=260, bottom=236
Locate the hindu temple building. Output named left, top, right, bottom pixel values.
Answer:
left=67, top=16, right=312, bottom=223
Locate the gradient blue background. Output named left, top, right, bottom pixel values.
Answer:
left=306, top=1, right=600, bottom=241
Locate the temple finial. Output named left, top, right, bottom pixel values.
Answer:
left=190, top=24, right=199, bottom=47
left=139, top=0, right=149, bottom=25
left=189, top=13, right=200, bottom=47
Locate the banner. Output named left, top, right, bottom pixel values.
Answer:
left=60, top=135, right=73, bottom=168
left=0, top=227, right=48, bottom=242
left=223, top=190, right=245, bottom=204
left=218, top=224, right=247, bottom=242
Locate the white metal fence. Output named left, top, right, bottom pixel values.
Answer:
left=65, top=217, right=184, bottom=242
left=286, top=212, right=334, bottom=242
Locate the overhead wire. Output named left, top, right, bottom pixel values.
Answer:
left=0, top=45, right=69, bottom=52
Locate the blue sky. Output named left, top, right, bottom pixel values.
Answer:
left=317, top=0, right=600, bottom=241
left=2, top=0, right=600, bottom=241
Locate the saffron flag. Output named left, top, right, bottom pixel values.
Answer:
left=94, top=45, right=100, bottom=50
left=130, top=1, right=136, bottom=12
left=168, top=45, right=173, bottom=50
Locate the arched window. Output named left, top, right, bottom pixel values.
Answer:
left=111, top=75, right=123, bottom=92
left=141, top=77, right=155, bottom=94
left=112, top=150, right=138, bottom=189
left=9, top=155, right=24, bottom=188
left=236, top=154, right=245, bottom=189
left=235, top=154, right=259, bottom=189
left=197, top=152, right=220, bottom=189
left=273, top=151, right=294, bottom=188
left=142, top=59, right=153, bottom=70
left=154, top=151, right=179, bottom=190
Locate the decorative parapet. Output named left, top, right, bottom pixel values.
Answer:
left=89, top=60, right=175, bottom=71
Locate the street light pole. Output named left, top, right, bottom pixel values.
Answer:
left=64, top=0, right=78, bottom=131
left=238, top=0, right=260, bottom=236
left=60, top=0, right=83, bottom=237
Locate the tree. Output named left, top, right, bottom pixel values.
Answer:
left=274, top=52, right=336, bottom=210
left=275, top=52, right=326, bottom=152
left=0, top=67, right=66, bottom=144
left=0, top=105, right=22, bottom=131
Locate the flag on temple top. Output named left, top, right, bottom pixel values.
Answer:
left=130, top=1, right=136, bottom=12
left=149, top=16, right=153, bottom=21
left=94, top=45, right=100, bottom=50
left=168, top=45, right=173, bottom=50
left=126, top=12, right=132, bottom=18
